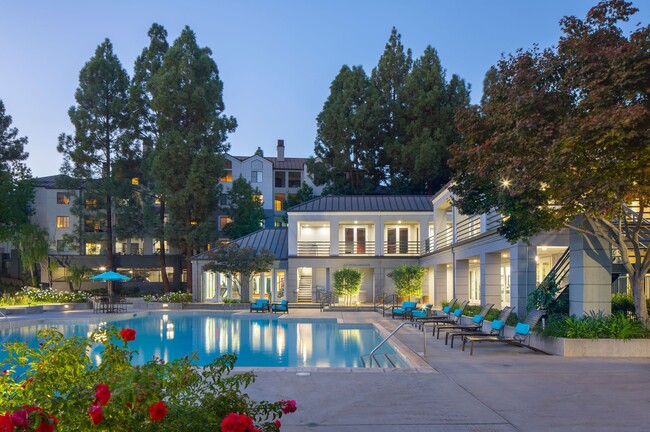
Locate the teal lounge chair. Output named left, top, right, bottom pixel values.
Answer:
left=250, top=299, right=270, bottom=313
left=447, top=306, right=515, bottom=348
left=391, top=301, right=417, bottom=319
left=410, top=304, right=433, bottom=319
left=418, top=300, right=469, bottom=332
left=462, top=309, right=549, bottom=355
left=271, top=300, right=289, bottom=314
left=434, top=303, right=494, bottom=339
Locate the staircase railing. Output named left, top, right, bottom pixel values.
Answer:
left=361, top=320, right=426, bottom=367
left=319, top=290, right=335, bottom=311
left=374, top=293, right=398, bottom=316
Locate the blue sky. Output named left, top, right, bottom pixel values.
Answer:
left=1, top=1, right=645, bottom=177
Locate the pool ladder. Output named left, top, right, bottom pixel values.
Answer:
left=361, top=321, right=425, bottom=368
left=0, top=310, right=11, bottom=331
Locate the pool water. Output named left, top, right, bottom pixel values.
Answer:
left=0, top=313, right=408, bottom=368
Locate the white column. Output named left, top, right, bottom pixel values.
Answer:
left=481, top=252, right=502, bottom=308
left=510, top=243, right=537, bottom=317
left=569, top=229, right=612, bottom=316
left=455, top=259, right=469, bottom=301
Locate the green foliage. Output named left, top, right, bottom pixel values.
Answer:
left=0, top=287, right=91, bottom=306
left=541, top=312, right=649, bottom=339
left=222, top=177, right=266, bottom=239
left=143, top=291, right=192, bottom=303
left=11, top=223, right=50, bottom=286
left=611, top=293, right=636, bottom=316
left=0, top=327, right=291, bottom=431
left=0, top=99, right=32, bottom=242
left=449, top=1, right=649, bottom=321
left=68, top=265, right=92, bottom=291
left=391, top=265, right=425, bottom=301
left=285, top=183, right=315, bottom=209
left=527, top=273, right=568, bottom=315
left=333, top=268, right=363, bottom=305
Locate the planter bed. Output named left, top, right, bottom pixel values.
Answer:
left=530, top=334, right=650, bottom=357
left=42, top=302, right=92, bottom=312
left=0, top=305, right=44, bottom=315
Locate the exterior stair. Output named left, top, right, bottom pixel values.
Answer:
left=297, top=276, right=313, bottom=303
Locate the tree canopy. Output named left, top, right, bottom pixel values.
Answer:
left=333, top=268, right=363, bottom=305
left=450, top=0, right=649, bottom=321
left=391, top=264, right=426, bottom=301
left=0, top=99, right=32, bottom=241
left=222, top=176, right=266, bottom=239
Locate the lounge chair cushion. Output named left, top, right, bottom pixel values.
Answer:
left=472, top=314, right=483, bottom=323
left=453, top=309, right=462, bottom=317
left=515, top=323, right=531, bottom=335
left=491, top=319, right=505, bottom=331
left=443, top=306, right=451, bottom=314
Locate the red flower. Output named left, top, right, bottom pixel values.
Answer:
left=0, top=412, right=14, bottom=432
left=274, top=419, right=281, bottom=428
left=88, top=404, right=103, bottom=425
left=34, top=414, right=57, bottom=432
left=10, top=410, right=28, bottom=428
left=21, top=378, right=33, bottom=389
left=95, top=383, right=111, bottom=406
left=221, top=413, right=257, bottom=432
left=148, top=401, right=167, bottom=422
left=119, top=328, right=136, bottom=342
left=280, top=400, right=297, bottom=414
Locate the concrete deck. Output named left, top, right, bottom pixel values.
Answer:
left=2, top=307, right=649, bottom=431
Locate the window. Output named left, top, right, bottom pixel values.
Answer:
left=85, top=219, right=101, bottom=232
left=220, top=194, right=229, bottom=206
left=131, top=177, right=139, bottom=185
left=56, top=216, right=69, bottom=228
left=251, top=171, right=263, bottom=183
left=85, top=243, right=101, bottom=255
left=219, top=216, right=232, bottom=230
left=275, top=171, right=285, bottom=188
left=387, top=227, right=409, bottom=254
left=56, top=193, right=70, bottom=204
left=85, top=199, right=97, bottom=209
left=288, top=172, right=301, bottom=188
left=274, top=193, right=285, bottom=211
left=220, top=159, right=232, bottom=182
left=253, top=194, right=264, bottom=205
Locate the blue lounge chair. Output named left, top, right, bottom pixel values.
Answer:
left=250, top=299, right=270, bottom=313
left=391, top=301, right=417, bottom=319
left=434, top=303, right=494, bottom=339
left=447, top=306, right=515, bottom=347
left=410, top=304, right=433, bottom=319
left=271, top=300, right=289, bottom=314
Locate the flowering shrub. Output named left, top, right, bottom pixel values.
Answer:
left=0, top=327, right=295, bottom=431
left=142, top=291, right=192, bottom=303
left=0, top=287, right=91, bottom=306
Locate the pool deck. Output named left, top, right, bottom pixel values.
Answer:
left=3, top=307, right=649, bottom=431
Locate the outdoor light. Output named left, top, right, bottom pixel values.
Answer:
left=99, top=266, right=106, bottom=271
left=501, top=178, right=511, bottom=188
left=163, top=303, right=169, bottom=308
left=502, top=253, right=508, bottom=258
left=64, top=304, right=69, bottom=309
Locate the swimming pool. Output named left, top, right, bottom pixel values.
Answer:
left=0, top=312, right=409, bottom=368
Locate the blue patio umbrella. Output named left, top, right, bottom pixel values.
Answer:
left=90, top=271, right=131, bottom=296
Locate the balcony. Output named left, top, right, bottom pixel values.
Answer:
left=383, top=241, right=420, bottom=255
left=297, top=241, right=330, bottom=256
left=338, top=241, right=375, bottom=255
left=456, top=216, right=481, bottom=242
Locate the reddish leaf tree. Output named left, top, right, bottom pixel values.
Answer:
left=450, top=0, right=649, bottom=321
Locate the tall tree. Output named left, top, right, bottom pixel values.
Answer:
left=129, top=23, right=172, bottom=291
left=202, top=242, right=274, bottom=302
left=151, top=26, right=236, bottom=293
left=399, top=47, right=470, bottom=194
left=309, top=65, right=380, bottom=194
left=450, top=0, right=649, bottom=321
left=0, top=99, right=32, bottom=241
left=371, top=27, right=412, bottom=189
left=57, top=39, right=133, bottom=286
left=11, top=223, right=49, bottom=286
left=222, top=176, right=266, bottom=239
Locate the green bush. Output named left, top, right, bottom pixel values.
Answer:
left=0, top=327, right=294, bottom=431
left=391, top=265, right=425, bottom=301
left=0, top=287, right=91, bottom=306
left=143, top=291, right=192, bottom=303
left=527, top=275, right=568, bottom=315
left=541, top=312, right=648, bottom=339
left=333, top=268, right=363, bottom=305
left=611, top=293, right=635, bottom=316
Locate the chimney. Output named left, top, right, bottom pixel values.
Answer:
left=277, top=139, right=285, bottom=162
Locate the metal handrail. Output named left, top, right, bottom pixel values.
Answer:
left=0, top=310, right=11, bottom=330
left=363, top=321, right=426, bottom=367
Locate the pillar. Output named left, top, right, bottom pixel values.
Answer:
left=510, top=243, right=537, bottom=317
left=569, top=229, right=612, bottom=316
left=434, top=264, right=448, bottom=307
left=481, top=252, right=502, bottom=308
left=455, top=259, right=469, bottom=301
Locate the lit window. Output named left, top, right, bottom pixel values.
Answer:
left=56, top=216, right=69, bottom=228
left=253, top=194, right=264, bottom=205
left=131, top=177, right=139, bottom=185
left=220, top=216, right=232, bottom=229
left=220, top=159, right=232, bottom=182
left=274, top=193, right=285, bottom=211
left=251, top=171, right=263, bottom=183
left=85, top=243, right=101, bottom=255
left=56, top=193, right=70, bottom=204
left=85, top=199, right=97, bottom=209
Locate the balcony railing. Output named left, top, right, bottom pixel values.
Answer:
left=383, top=241, right=420, bottom=255
left=297, top=241, right=330, bottom=256
left=436, top=226, right=453, bottom=249
left=338, top=241, right=375, bottom=255
left=456, top=216, right=481, bottom=242
left=485, top=210, right=504, bottom=231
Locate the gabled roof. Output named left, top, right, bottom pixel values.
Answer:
left=287, top=195, right=434, bottom=212
left=32, top=175, right=80, bottom=189
left=231, top=155, right=308, bottom=171
left=193, top=228, right=288, bottom=261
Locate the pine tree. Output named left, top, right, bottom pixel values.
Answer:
left=222, top=177, right=266, bottom=239
left=57, top=40, right=133, bottom=284
left=150, top=26, right=236, bottom=292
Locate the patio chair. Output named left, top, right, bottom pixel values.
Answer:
left=447, top=306, right=515, bottom=348
left=418, top=300, right=470, bottom=333
left=391, top=301, right=417, bottom=319
left=250, top=299, right=270, bottom=313
left=434, top=303, right=494, bottom=339
left=462, top=309, right=549, bottom=355
left=410, top=303, right=433, bottom=319
left=271, top=300, right=289, bottom=314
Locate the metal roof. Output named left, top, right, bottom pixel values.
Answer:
left=193, top=228, right=288, bottom=261
left=32, top=175, right=80, bottom=189
left=232, top=155, right=307, bottom=170
left=287, top=195, right=434, bottom=212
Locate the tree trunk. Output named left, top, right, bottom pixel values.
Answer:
left=158, top=200, right=170, bottom=293
left=631, top=273, right=649, bottom=323
left=240, top=274, right=250, bottom=303
left=185, top=253, right=192, bottom=295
